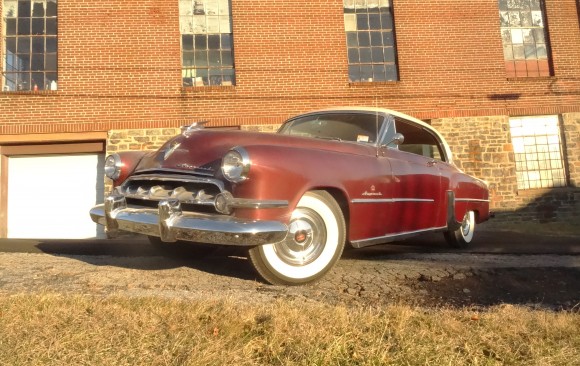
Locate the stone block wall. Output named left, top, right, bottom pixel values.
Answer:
left=562, top=113, right=580, bottom=188
left=432, top=115, right=579, bottom=225
left=107, top=128, right=181, bottom=155
left=104, top=127, right=180, bottom=192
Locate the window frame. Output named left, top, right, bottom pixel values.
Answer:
left=498, top=0, right=553, bottom=78
left=179, top=0, right=235, bottom=88
left=1, top=0, right=58, bottom=92
left=344, top=0, right=399, bottom=83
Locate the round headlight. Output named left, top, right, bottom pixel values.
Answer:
left=221, top=147, right=250, bottom=183
left=104, top=154, right=122, bottom=180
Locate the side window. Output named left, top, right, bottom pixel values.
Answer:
left=395, top=119, right=444, bottom=161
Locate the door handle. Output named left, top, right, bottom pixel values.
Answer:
left=427, top=160, right=438, bottom=167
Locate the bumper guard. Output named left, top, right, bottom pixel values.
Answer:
left=89, top=195, right=288, bottom=246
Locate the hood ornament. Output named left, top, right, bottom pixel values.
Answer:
left=181, top=120, right=209, bottom=137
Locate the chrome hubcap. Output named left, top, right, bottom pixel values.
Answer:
left=461, top=213, right=472, bottom=237
left=274, top=207, right=326, bottom=266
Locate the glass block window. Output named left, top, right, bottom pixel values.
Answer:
left=2, top=0, right=58, bottom=91
left=344, top=0, right=398, bottom=82
left=499, top=0, right=551, bottom=78
left=509, top=115, right=567, bottom=190
left=179, top=0, right=234, bottom=87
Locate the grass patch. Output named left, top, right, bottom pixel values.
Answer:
left=0, top=294, right=578, bottom=365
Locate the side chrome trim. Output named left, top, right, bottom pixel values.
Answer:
left=230, top=198, right=288, bottom=209
left=351, top=198, right=435, bottom=204
left=455, top=198, right=490, bottom=203
left=351, top=226, right=448, bottom=248
left=352, top=198, right=395, bottom=204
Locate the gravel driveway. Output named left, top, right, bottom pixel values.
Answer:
left=1, top=238, right=578, bottom=309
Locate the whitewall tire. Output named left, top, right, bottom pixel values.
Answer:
left=444, top=210, right=476, bottom=248
left=249, top=190, right=346, bottom=285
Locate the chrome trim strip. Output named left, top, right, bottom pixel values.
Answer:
left=351, top=225, right=448, bottom=248
left=351, top=198, right=395, bottom=204
left=90, top=197, right=288, bottom=246
left=455, top=198, right=490, bottom=203
left=351, top=198, right=435, bottom=204
left=230, top=198, right=288, bottom=209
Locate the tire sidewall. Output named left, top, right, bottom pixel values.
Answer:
left=257, top=192, right=344, bottom=284
left=460, top=211, right=475, bottom=243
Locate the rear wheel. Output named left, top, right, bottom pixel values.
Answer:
left=444, top=210, right=475, bottom=248
left=249, top=190, right=346, bottom=285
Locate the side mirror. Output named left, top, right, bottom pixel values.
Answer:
left=385, top=133, right=404, bottom=147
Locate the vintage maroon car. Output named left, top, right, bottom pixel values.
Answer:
left=90, top=108, right=490, bottom=285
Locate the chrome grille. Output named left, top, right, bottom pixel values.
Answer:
left=116, top=174, right=223, bottom=207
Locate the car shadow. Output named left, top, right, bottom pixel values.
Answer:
left=31, top=238, right=260, bottom=282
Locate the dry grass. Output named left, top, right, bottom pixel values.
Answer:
left=0, top=294, right=578, bottom=365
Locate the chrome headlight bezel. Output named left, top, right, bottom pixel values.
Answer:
left=104, top=154, right=122, bottom=180
left=221, top=147, right=251, bottom=183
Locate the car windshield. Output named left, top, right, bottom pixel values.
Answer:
left=278, top=112, right=383, bottom=144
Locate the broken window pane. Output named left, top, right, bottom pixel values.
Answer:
left=498, top=0, right=551, bottom=77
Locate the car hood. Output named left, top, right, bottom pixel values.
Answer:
left=134, top=129, right=376, bottom=175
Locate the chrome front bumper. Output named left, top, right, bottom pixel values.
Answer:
left=89, top=195, right=289, bottom=246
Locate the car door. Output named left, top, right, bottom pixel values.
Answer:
left=383, top=117, right=444, bottom=233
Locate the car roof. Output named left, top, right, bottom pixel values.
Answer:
left=298, top=107, right=454, bottom=164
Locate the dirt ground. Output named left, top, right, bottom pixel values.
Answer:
left=0, top=236, right=578, bottom=310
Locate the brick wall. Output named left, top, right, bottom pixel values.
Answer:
left=1, top=0, right=579, bottom=135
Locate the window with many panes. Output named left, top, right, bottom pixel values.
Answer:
left=509, top=115, right=567, bottom=190
left=499, top=0, right=551, bottom=78
left=2, top=0, right=57, bottom=91
left=179, top=0, right=234, bottom=87
left=344, top=0, right=398, bottom=82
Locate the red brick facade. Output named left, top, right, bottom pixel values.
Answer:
left=1, top=0, right=579, bottom=225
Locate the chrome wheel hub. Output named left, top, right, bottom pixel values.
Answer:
left=461, top=214, right=472, bottom=237
left=274, top=207, right=326, bottom=266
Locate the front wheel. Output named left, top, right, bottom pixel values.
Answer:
left=249, top=190, right=346, bottom=285
left=444, top=210, right=475, bottom=248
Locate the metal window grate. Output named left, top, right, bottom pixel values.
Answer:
left=509, top=115, right=567, bottom=190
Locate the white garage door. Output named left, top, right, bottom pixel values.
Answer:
left=7, top=153, right=106, bottom=239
